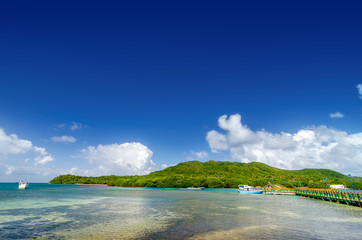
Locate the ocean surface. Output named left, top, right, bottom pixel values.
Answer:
left=0, top=183, right=361, bottom=240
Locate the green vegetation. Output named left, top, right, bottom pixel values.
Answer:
left=49, top=160, right=362, bottom=189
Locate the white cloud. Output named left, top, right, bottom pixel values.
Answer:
left=206, top=114, right=362, bottom=175
left=161, top=163, right=175, bottom=169
left=0, top=128, right=33, bottom=155
left=4, top=165, right=92, bottom=181
left=0, top=128, right=53, bottom=165
left=0, top=163, right=62, bottom=181
left=81, top=142, right=155, bottom=176
left=34, top=155, right=54, bottom=165
left=52, top=136, right=76, bottom=143
left=69, top=167, right=79, bottom=175
left=71, top=122, right=83, bottom=130
left=187, top=150, right=209, bottom=160
left=32, top=147, right=54, bottom=165
left=357, top=84, right=362, bottom=99
left=4, top=165, right=33, bottom=176
left=329, top=112, right=344, bottom=119
left=206, top=130, right=228, bottom=152
left=66, top=167, right=92, bottom=176
left=195, top=151, right=208, bottom=159
left=0, top=128, right=56, bottom=181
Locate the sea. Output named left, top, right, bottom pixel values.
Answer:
left=0, top=183, right=361, bottom=240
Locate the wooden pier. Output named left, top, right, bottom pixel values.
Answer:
left=295, top=189, right=362, bottom=207
left=264, top=188, right=295, bottom=195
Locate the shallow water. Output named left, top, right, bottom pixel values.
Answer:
left=0, top=183, right=361, bottom=239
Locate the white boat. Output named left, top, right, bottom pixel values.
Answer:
left=238, top=185, right=263, bottom=194
left=330, top=185, right=347, bottom=190
left=187, top=187, right=205, bottom=190
left=18, top=181, right=29, bottom=189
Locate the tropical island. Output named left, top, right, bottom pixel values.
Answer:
left=49, top=160, right=362, bottom=189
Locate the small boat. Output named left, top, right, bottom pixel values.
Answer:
left=330, top=185, right=347, bottom=190
left=187, top=187, right=205, bottom=190
left=18, top=181, right=29, bottom=189
left=238, top=185, right=263, bottom=194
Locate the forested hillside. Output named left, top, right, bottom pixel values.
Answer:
left=49, top=160, right=362, bottom=189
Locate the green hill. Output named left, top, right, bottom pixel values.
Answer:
left=49, top=160, right=362, bottom=189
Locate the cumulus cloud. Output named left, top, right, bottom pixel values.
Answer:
left=0, top=128, right=53, bottom=165
left=33, top=146, right=54, bottom=165
left=206, top=130, right=228, bottom=152
left=34, top=155, right=54, bottom=165
left=187, top=151, right=209, bottom=160
left=329, top=112, right=344, bottom=119
left=206, top=114, right=362, bottom=175
left=0, top=128, right=55, bottom=181
left=0, top=129, right=33, bottom=155
left=357, top=84, right=362, bottom=99
left=81, top=142, right=155, bottom=176
left=52, top=136, right=76, bottom=143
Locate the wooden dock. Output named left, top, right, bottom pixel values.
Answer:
left=295, top=189, right=362, bottom=207
left=264, top=188, right=295, bottom=195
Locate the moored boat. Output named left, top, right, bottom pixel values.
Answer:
left=238, top=185, right=263, bottom=194
left=330, top=185, right=347, bottom=190
left=187, top=187, right=205, bottom=190
left=18, top=181, right=29, bottom=189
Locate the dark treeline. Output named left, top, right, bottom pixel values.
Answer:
left=49, top=161, right=362, bottom=189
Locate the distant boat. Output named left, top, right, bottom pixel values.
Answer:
left=187, top=187, right=205, bottom=190
left=238, top=185, right=263, bottom=194
left=330, top=185, right=347, bottom=190
left=18, top=181, right=29, bottom=189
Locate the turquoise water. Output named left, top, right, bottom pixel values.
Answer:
left=0, top=183, right=361, bottom=239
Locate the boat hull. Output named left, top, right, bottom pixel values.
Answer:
left=238, top=190, right=263, bottom=194
left=187, top=187, right=204, bottom=190
left=18, top=182, right=29, bottom=189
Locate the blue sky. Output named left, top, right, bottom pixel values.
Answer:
left=1, top=1, right=362, bottom=181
